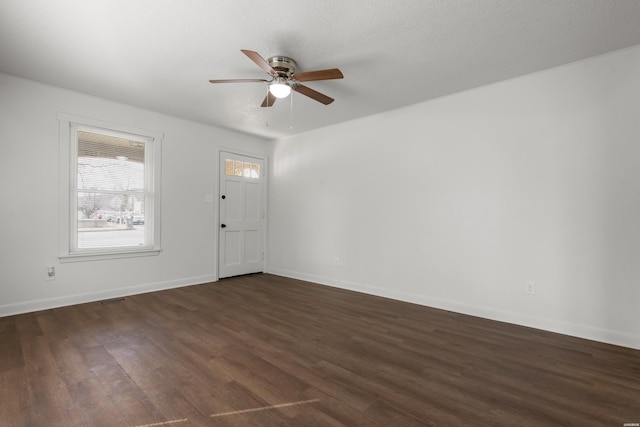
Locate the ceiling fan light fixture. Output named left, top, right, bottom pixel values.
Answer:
left=269, top=78, right=291, bottom=98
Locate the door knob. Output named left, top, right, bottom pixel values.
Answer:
left=221, top=224, right=226, bottom=228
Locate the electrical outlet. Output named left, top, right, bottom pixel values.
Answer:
left=45, top=266, right=56, bottom=281
left=525, top=280, right=536, bottom=295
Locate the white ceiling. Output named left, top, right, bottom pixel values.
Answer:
left=2, top=0, right=640, bottom=140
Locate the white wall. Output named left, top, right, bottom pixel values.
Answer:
left=267, top=45, right=640, bottom=349
left=0, top=73, right=267, bottom=316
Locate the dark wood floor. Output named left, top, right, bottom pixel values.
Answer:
left=1, top=273, right=638, bottom=426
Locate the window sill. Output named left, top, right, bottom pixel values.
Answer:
left=59, top=248, right=162, bottom=263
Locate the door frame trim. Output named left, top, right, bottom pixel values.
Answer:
left=216, top=148, right=268, bottom=280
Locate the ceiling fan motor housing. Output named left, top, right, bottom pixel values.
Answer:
left=267, top=56, right=297, bottom=78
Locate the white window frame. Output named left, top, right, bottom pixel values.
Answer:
left=58, top=113, right=163, bottom=262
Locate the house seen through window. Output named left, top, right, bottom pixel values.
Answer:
left=75, top=129, right=149, bottom=249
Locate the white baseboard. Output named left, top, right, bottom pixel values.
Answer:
left=0, top=274, right=218, bottom=317
left=267, top=267, right=639, bottom=350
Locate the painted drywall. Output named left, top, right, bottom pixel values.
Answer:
left=267, top=45, right=640, bottom=349
left=0, top=73, right=267, bottom=316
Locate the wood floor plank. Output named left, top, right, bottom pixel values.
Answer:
left=0, top=368, right=29, bottom=426
left=0, top=317, right=24, bottom=372
left=24, top=369, right=82, bottom=426
left=1, top=273, right=638, bottom=426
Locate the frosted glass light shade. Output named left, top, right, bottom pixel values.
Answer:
left=269, top=82, right=291, bottom=98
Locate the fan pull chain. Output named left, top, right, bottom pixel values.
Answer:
left=290, top=90, right=294, bottom=131
left=265, top=83, right=270, bottom=127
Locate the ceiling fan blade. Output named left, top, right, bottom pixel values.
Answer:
left=293, top=84, right=334, bottom=105
left=293, top=68, right=344, bottom=82
left=261, top=92, right=277, bottom=108
left=209, top=78, right=268, bottom=84
left=241, top=49, right=276, bottom=76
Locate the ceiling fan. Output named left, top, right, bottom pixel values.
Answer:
left=209, top=49, right=344, bottom=107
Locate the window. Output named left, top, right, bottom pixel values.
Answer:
left=225, top=158, right=260, bottom=178
left=58, top=114, right=162, bottom=261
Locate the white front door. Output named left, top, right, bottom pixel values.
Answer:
left=218, top=152, right=265, bottom=278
